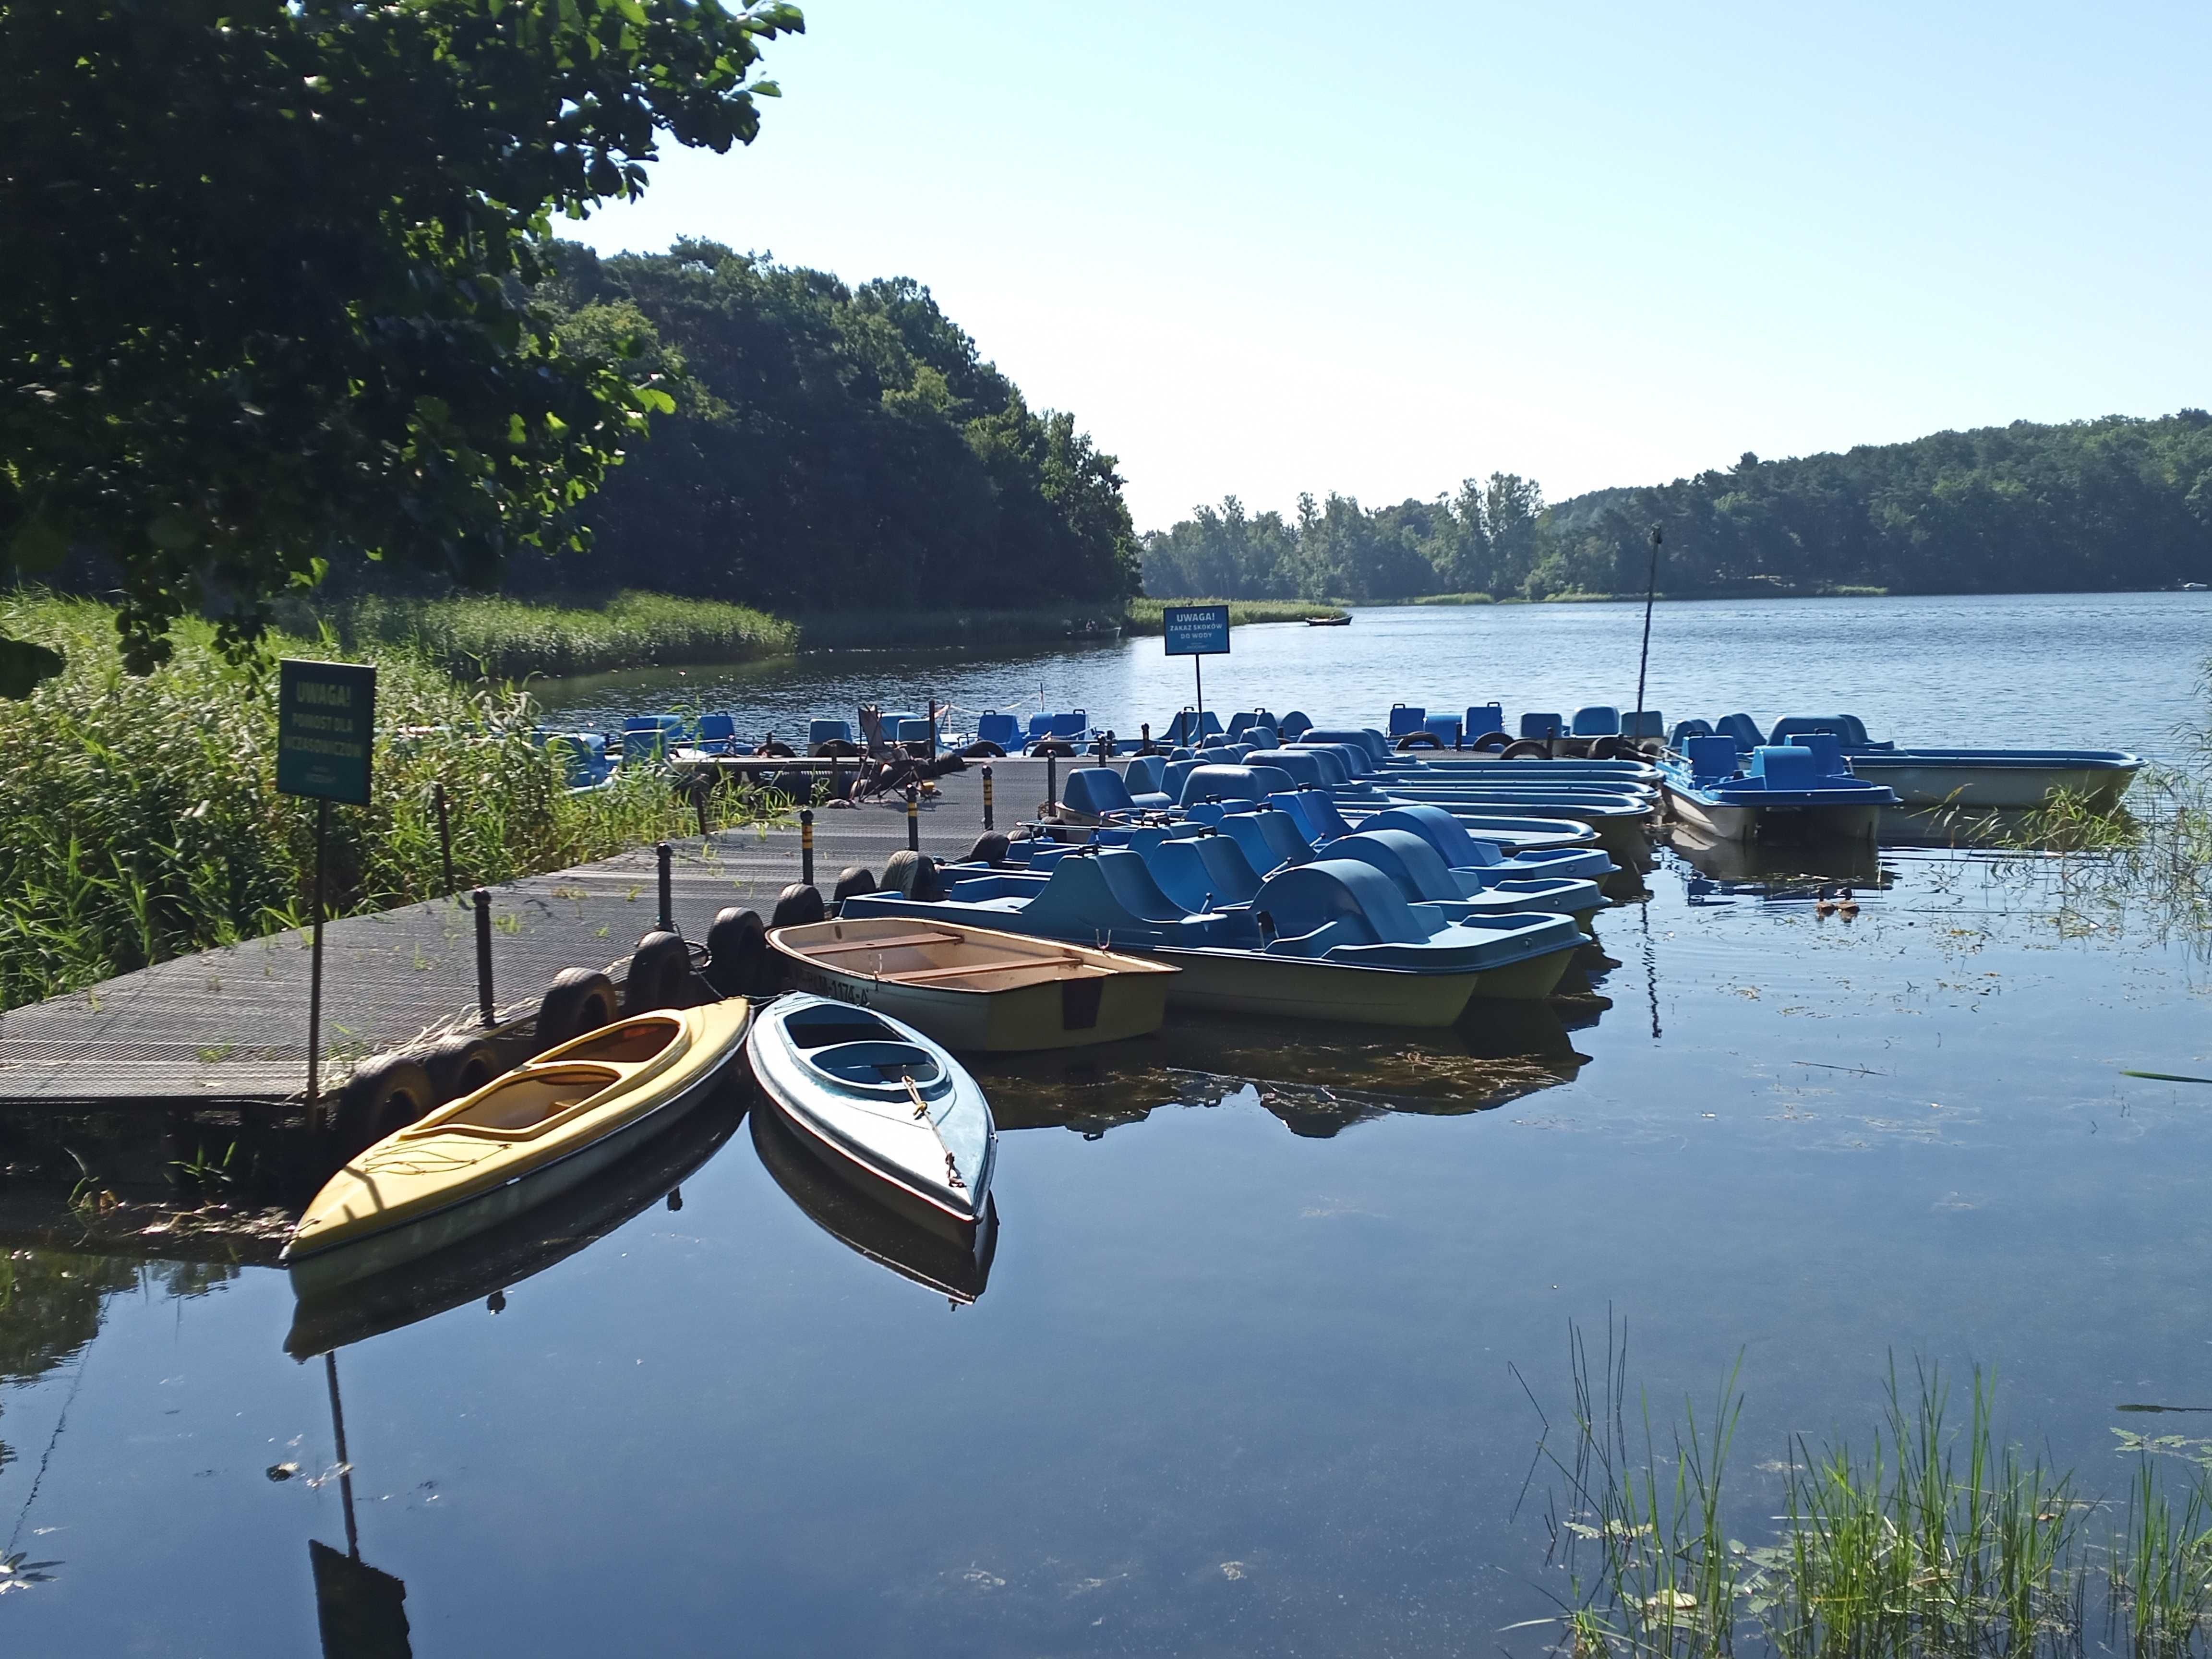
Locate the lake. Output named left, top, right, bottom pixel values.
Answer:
left=5, top=592, right=2211, bottom=1654
left=536, top=589, right=2212, bottom=760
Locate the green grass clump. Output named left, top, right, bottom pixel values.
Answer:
left=1124, top=597, right=1345, bottom=631
left=0, top=593, right=781, bottom=1012
left=1410, top=592, right=1499, bottom=605
left=1529, top=1321, right=2212, bottom=1659
left=303, top=590, right=799, bottom=680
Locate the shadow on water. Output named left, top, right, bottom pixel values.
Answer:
left=283, top=1086, right=750, bottom=1359
left=1665, top=825, right=1896, bottom=894
left=749, top=1106, right=999, bottom=1306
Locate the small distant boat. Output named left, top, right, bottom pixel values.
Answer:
left=2180, top=582, right=2207, bottom=592
left=768, top=917, right=1175, bottom=1053
left=746, top=996, right=995, bottom=1235
left=284, top=1001, right=752, bottom=1290
left=1306, top=614, right=1351, bottom=626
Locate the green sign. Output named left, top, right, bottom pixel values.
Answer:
left=276, top=659, right=376, bottom=805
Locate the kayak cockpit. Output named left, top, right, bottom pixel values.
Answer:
left=398, top=1015, right=687, bottom=1142
left=805, top=1040, right=945, bottom=1093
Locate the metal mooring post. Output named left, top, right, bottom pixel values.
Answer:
left=1046, top=753, right=1058, bottom=817
left=800, top=808, right=815, bottom=887
left=472, top=888, right=494, bottom=1026
left=656, top=842, right=674, bottom=934
left=434, top=781, right=456, bottom=896
left=905, top=785, right=920, bottom=852
left=982, top=764, right=994, bottom=830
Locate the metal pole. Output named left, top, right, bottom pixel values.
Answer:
left=1045, top=753, right=1057, bottom=817
left=982, top=764, right=994, bottom=830
left=1633, top=524, right=1662, bottom=750
left=473, top=888, right=494, bottom=1026
left=656, top=842, right=673, bottom=934
left=306, top=798, right=329, bottom=1125
left=434, top=781, right=455, bottom=897
left=1194, top=655, right=1205, bottom=735
left=324, top=1352, right=359, bottom=1559
left=905, top=785, right=920, bottom=852
left=800, top=808, right=815, bottom=887
left=926, top=697, right=938, bottom=755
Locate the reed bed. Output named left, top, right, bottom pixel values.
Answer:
left=791, top=605, right=1128, bottom=651
left=1124, top=598, right=1345, bottom=630
left=0, top=594, right=784, bottom=1013
left=302, top=590, right=798, bottom=681
left=1526, top=1323, right=2212, bottom=1659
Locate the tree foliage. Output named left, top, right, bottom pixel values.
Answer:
left=0, top=0, right=800, bottom=677
left=508, top=242, right=1140, bottom=609
left=1142, top=415, right=2212, bottom=601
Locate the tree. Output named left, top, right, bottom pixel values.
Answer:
left=0, top=0, right=800, bottom=682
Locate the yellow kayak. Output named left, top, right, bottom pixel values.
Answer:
left=285, top=1000, right=751, bottom=1287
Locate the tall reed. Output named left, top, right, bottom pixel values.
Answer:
left=0, top=594, right=782, bottom=1012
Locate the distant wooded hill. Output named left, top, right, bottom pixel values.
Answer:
left=1140, top=412, right=2212, bottom=601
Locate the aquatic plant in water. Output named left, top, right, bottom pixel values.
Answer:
left=1523, top=1321, right=2212, bottom=1659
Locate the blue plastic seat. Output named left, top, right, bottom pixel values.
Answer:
left=1794, top=732, right=1845, bottom=775
left=541, top=731, right=611, bottom=787
left=694, top=713, right=736, bottom=750
left=1716, top=713, right=1766, bottom=753
left=1571, top=706, right=1622, bottom=737
left=1278, top=710, right=1313, bottom=739
left=622, top=716, right=683, bottom=762
left=1025, top=849, right=1195, bottom=930
left=1622, top=709, right=1664, bottom=741
left=1051, top=710, right=1089, bottom=739
left=1748, top=745, right=1819, bottom=788
left=1124, top=754, right=1169, bottom=796
left=1200, top=806, right=1314, bottom=875
left=1669, top=719, right=1714, bottom=747
left=808, top=717, right=854, bottom=748
left=1465, top=703, right=1507, bottom=738
left=1366, top=804, right=1505, bottom=868
left=1302, top=728, right=1391, bottom=766
left=1387, top=705, right=1427, bottom=737
left=896, top=718, right=934, bottom=745
left=1768, top=716, right=1862, bottom=750
left=1327, top=830, right=1465, bottom=903
left=1063, top=766, right=1138, bottom=819
left=1424, top=714, right=1463, bottom=745
left=1026, top=713, right=1055, bottom=742
left=1685, top=734, right=1741, bottom=784
left=1177, top=763, right=1296, bottom=806
left=1147, top=834, right=1265, bottom=912
left=1240, top=748, right=1328, bottom=788
left=1268, top=789, right=1359, bottom=842
left=1258, top=860, right=1431, bottom=950
left=1226, top=711, right=1262, bottom=739
left=975, top=711, right=1019, bottom=749
left=1520, top=712, right=1565, bottom=740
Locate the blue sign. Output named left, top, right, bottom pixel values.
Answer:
left=1162, top=604, right=1230, bottom=657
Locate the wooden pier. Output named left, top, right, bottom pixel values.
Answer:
left=0, top=760, right=1063, bottom=1115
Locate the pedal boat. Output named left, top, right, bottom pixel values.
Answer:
left=768, top=917, right=1174, bottom=1053
left=1658, top=735, right=1896, bottom=842
left=747, top=996, right=995, bottom=1236
left=284, top=1001, right=751, bottom=1291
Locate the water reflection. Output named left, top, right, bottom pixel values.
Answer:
left=1665, top=826, right=1895, bottom=893
left=750, top=1107, right=998, bottom=1305
left=284, top=1092, right=747, bottom=1358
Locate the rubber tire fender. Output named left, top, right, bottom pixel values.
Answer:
left=704, top=907, right=766, bottom=998
left=1500, top=739, right=1553, bottom=760
left=1395, top=732, right=1443, bottom=751
left=769, top=883, right=826, bottom=929
left=1587, top=734, right=1629, bottom=760
left=810, top=739, right=862, bottom=758
left=537, top=967, right=619, bottom=1052
left=962, top=831, right=1010, bottom=867
left=1469, top=729, right=1513, bottom=753
left=830, top=866, right=878, bottom=903
left=335, top=1053, right=436, bottom=1160
left=422, top=1032, right=500, bottom=1104
left=1030, top=739, right=1075, bottom=757
left=625, top=930, right=692, bottom=1014
left=960, top=741, right=1007, bottom=758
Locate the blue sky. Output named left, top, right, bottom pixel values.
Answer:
left=578, top=1, right=2211, bottom=530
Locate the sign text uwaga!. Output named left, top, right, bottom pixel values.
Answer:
left=1160, top=603, right=1230, bottom=734
left=277, top=659, right=376, bottom=806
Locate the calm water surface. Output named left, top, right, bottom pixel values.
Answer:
left=8, top=593, right=2212, bottom=1653
left=537, top=590, right=2212, bottom=758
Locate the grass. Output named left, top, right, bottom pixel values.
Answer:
left=1125, top=597, right=1346, bottom=631
left=1525, top=1321, right=2212, bottom=1659
left=0, top=592, right=786, bottom=1013
left=791, top=605, right=1127, bottom=651
left=1411, top=592, right=1499, bottom=605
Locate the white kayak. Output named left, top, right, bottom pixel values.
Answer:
left=746, top=995, right=996, bottom=1235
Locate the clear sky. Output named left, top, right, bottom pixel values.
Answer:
left=577, top=1, right=2212, bottom=531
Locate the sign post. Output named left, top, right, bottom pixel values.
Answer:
left=277, top=659, right=376, bottom=1125
left=1161, top=604, right=1231, bottom=743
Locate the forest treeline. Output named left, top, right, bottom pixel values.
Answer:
left=1140, top=413, right=2212, bottom=601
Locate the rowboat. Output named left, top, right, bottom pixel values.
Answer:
left=284, top=1001, right=752, bottom=1292
left=750, top=1105, right=998, bottom=1305
left=767, top=917, right=1175, bottom=1052
left=747, top=995, right=995, bottom=1236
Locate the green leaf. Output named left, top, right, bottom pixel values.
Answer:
left=637, top=387, right=676, bottom=414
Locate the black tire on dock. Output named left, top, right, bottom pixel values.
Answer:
left=1031, top=739, right=1075, bottom=757
left=704, top=907, right=767, bottom=998
left=961, top=741, right=1006, bottom=758
left=336, top=1054, right=436, bottom=1157
left=1501, top=739, right=1552, bottom=760
left=769, top=883, right=826, bottom=929
left=1587, top=735, right=1626, bottom=759
left=810, top=739, right=862, bottom=758
left=831, top=866, right=878, bottom=903
left=1395, top=732, right=1443, bottom=751
left=537, top=967, right=619, bottom=1051
left=1470, top=729, right=1513, bottom=752
left=422, top=1032, right=500, bottom=1103
left=962, top=832, right=1010, bottom=867
left=625, top=931, right=693, bottom=1014
left=879, top=849, right=931, bottom=898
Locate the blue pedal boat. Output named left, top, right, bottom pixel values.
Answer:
left=840, top=848, right=1587, bottom=1025
left=1658, top=733, right=1897, bottom=842
left=1685, top=714, right=2143, bottom=812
